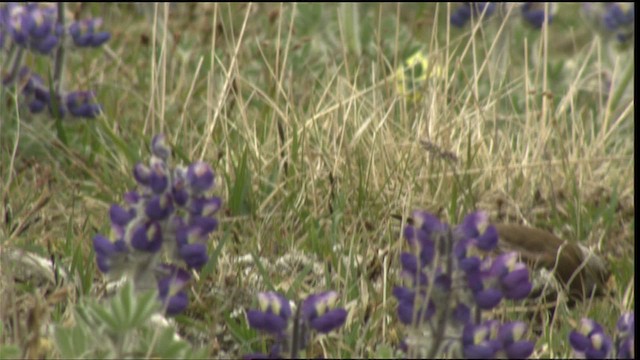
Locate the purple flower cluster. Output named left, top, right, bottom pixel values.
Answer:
left=393, top=210, right=535, bottom=358
left=12, top=67, right=101, bottom=118
left=582, top=3, right=634, bottom=45
left=462, top=320, right=534, bottom=359
left=569, top=313, right=635, bottom=359
left=0, top=3, right=61, bottom=54
left=246, top=291, right=348, bottom=358
left=450, top=2, right=497, bottom=27
left=1, top=3, right=110, bottom=119
left=0, top=3, right=110, bottom=52
left=93, top=134, right=222, bottom=315
left=450, top=3, right=554, bottom=29
left=68, top=18, right=111, bottom=48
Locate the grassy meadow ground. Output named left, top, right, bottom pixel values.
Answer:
left=0, top=3, right=634, bottom=358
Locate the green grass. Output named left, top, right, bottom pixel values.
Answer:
left=0, top=3, right=634, bottom=358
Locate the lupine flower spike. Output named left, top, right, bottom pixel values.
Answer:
left=1, top=3, right=110, bottom=119
left=92, top=134, right=222, bottom=315
left=394, top=210, right=535, bottom=359
left=450, top=3, right=556, bottom=29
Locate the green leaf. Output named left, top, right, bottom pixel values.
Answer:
left=53, top=326, right=91, bottom=359
left=229, top=147, right=253, bottom=216
left=372, top=344, right=396, bottom=359
left=223, top=311, right=257, bottom=353
left=74, top=303, right=99, bottom=329
left=149, top=327, right=190, bottom=358
left=129, top=289, right=159, bottom=328
left=89, top=301, right=120, bottom=333
left=118, top=281, right=135, bottom=328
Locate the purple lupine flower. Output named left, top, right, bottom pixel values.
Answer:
left=615, top=312, right=634, bottom=359
left=91, top=134, right=221, bottom=315
left=151, top=133, right=171, bottom=160
left=14, top=67, right=50, bottom=113
left=188, top=196, right=222, bottom=217
left=490, top=252, right=533, bottom=300
left=450, top=4, right=473, bottom=28
left=450, top=2, right=497, bottom=28
left=452, top=303, right=471, bottom=324
left=4, top=3, right=60, bottom=54
left=395, top=210, right=535, bottom=358
left=109, top=204, right=135, bottom=239
left=603, top=3, right=635, bottom=31
left=412, top=210, right=448, bottom=235
left=68, top=18, right=111, bottom=47
left=24, top=5, right=60, bottom=54
left=461, top=257, right=504, bottom=310
left=401, top=214, right=440, bottom=268
left=187, top=217, right=218, bottom=241
left=92, top=235, right=128, bottom=273
left=451, top=3, right=555, bottom=30
left=473, top=287, right=504, bottom=310
left=462, top=320, right=501, bottom=358
left=148, top=158, right=170, bottom=194
left=6, top=4, right=36, bottom=46
left=403, top=211, right=439, bottom=266
left=497, top=322, right=535, bottom=359
left=123, top=191, right=141, bottom=205
left=603, top=3, right=634, bottom=43
left=178, top=243, right=209, bottom=270
left=521, top=3, right=553, bottom=28
left=1, top=3, right=110, bottom=120
left=457, top=211, right=499, bottom=251
left=157, top=265, right=190, bottom=315
left=109, top=204, right=136, bottom=226
left=567, top=313, right=635, bottom=359
left=247, top=292, right=292, bottom=334
left=63, top=91, right=102, bottom=118
left=172, top=168, right=190, bottom=206
left=402, top=228, right=435, bottom=270
left=245, top=291, right=348, bottom=358
left=145, top=193, right=174, bottom=221
left=582, top=3, right=635, bottom=45
left=10, top=67, right=103, bottom=119
left=569, top=318, right=613, bottom=359
left=186, top=161, right=216, bottom=193
left=301, top=291, right=347, bottom=333
left=458, top=211, right=491, bottom=239
left=133, top=163, right=152, bottom=186
left=399, top=252, right=420, bottom=275
left=393, top=286, right=436, bottom=325
left=129, top=221, right=163, bottom=253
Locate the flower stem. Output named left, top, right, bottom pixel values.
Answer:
left=53, top=3, right=67, bottom=96
left=2, top=44, right=24, bottom=85
left=290, top=303, right=303, bottom=358
left=426, top=229, right=453, bottom=358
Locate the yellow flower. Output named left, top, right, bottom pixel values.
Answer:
left=395, top=50, right=444, bottom=102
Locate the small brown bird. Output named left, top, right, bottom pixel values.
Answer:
left=493, top=223, right=611, bottom=303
